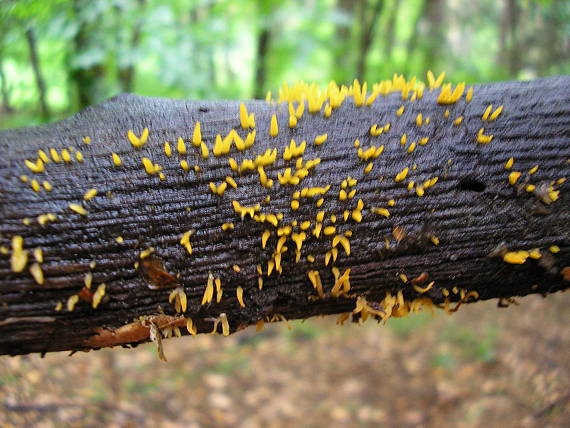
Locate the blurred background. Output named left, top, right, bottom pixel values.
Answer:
left=0, top=0, right=569, bottom=130
left=1, top=0, right=570, bottom=427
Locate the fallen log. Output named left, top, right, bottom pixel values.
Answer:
left=0, top=75, right=568, bottom=357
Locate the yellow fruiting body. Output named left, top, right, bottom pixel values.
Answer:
left=503, top=251, right=529, bottom=264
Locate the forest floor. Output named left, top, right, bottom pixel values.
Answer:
left=1, top=291, right=569, bottom=428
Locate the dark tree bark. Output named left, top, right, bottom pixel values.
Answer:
left=24, top=28, right=50, bottom=120
left=355, top=0, right=384, bottom=82
left=0, top=76, right=568, bottom=357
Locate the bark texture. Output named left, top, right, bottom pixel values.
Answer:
left=0, top=76, right=568, bottom=356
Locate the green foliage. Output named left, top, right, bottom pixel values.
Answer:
left=0, top=0, right=568, bottom=128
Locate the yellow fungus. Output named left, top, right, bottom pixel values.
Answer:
left=142, top=157, right=158, bottom=174
left=354, top=139, right=360, bottom=148
left=477, top=128, right=493, bottom=144
left=529, top=249, right=541, bottom=259
left=10, top=236, right=28, bottom=273
left=370, top=124, right=382, bottom=136
left=83, top=136, right=91, bottom=144
left=84, top=272, right=93, bottom=289
left=200, top=142, right=209, bottom=158
left=239, top=103, right=250, bottom=129
left=110, top=152, right=121, bottom=166
left=395, top=167, right=409, bottom=182
left=202, top=274, right=214, bottom=305
left=176, top=137, right=186, bottom=155
left=372, top=207, right=390, bottom=217
left=364, top=162, right=374, bottom=174
left=528, top=165, right=539, bottom=175
left=453, top=116, right=463, bottom=126
left=482, top=104, right=493, bottom=121
left=307, top=270, right=324, bottom=298
left=437, top=82, right=465, bottom=104
left=67, top=295, right=79, bottom=311
left=400, top=134, right=407, bottom=146
left=489, top=105, right=503, bottom=121
left=128, top=128, right=148, bottom=148
left=289, top=115, right=297, bottom=128
left=466, top=87, right=473, bottom=102
left=407, top=142, right=417, bottom=153
left=430, top=236, right=440, bottom=245
left=291, top=200, right=300, bottom=210
left=225, top=176, right=238, bottom=189
left=179, top=160, right=189, bottom=171
left=192, top=122, right=202, bottom=147
left=388, top=199, right=395, bottom=206
left=31, top=180, right=40, bottom=192
left=416, top=113, right=423, bottom=127
left=163, top=142, right=172, bottom=157
left=186, top=318, right=197, bottom=335
left=503, top=251, right=529, bottom=264
left=396, top=105, right=404, bottom=116
left=261, top=230, right=271, bottom=249
left=25, top=158, right=45, bottom=173
left=508, top=171, right=521, bottom=185
left=37, top=150, right=49, bottom=163
left=549, top=245, right=560, bottom=254
left=332, top=235, right=351, bottom=256
left=505, top=157, right=514, bottom=170
left=180, top=230, right=194, bottom=255
left=228, top=158, right=239, bottom=172
left=236, top=286, right=245, bottom=307
left=139, top=247, right=154, bottom=259
left=221, top=222, right=234, bottom=231
left=323, top=226, right=336, bottom=236
left=69, top=203, right=87, bottom=216
left=83, top=188, right=97, bottom=201
left=270, top=114, right=278, bottom=137
left=314, top=134, right=328, bottom=145
left=61, top=149, right=71, bottom=163
left=525, top=184, right=536, bottom=192
left=92, top=283, right=106, bottom=309
left=50, top=148, right=61, bottom=163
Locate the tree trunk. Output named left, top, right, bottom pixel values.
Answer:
left=71, top=0, right=107, bottom=109
left=355, top=0, right=384, bottom=82
left=500, top=0, right=521, bottom=77
left=117, top=0, right=145, bottom=93
left=0, top=54, right=12, bottom=113
left=0, top=76, right=568, bottom=357
left=383, top=0, right=400, bottom=61
left=24, top=28, right=50, bottom=120
left=423, top=0, right=445, bottom=71
left=253, top=27, right=270, bottom=99
left=404, top=0, right=427, bottom=74
left=332, top=0, right=356, bottom=84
